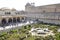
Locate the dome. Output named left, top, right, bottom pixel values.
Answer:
left=1, top=7, right=10, bottom=10
left=11, top=8, right=16, bottom=11
left=25, top=3, right=31, bottom=6
left=1, top=7, right=10, bottom=11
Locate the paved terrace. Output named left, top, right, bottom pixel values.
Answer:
left=0, top=20, right=37, bottom=33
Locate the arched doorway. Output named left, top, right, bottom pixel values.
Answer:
left=21, top=17, right=25, bottom=22
left=8, top=18, right=12, bottom=23
left=17, top=17, right=20, bottom=22
left=13, top=18, right=16, bottom=23
left=22, top=17, right=24, bottom=20
left=1, top=18, right=7, bottom=24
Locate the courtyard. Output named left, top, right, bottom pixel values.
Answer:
left=0, top=23, right=60, bottom=40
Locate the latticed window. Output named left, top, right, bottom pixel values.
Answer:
left=15, top=12, right=20, bottom=14
left=5, top=12, right=11, bottom=15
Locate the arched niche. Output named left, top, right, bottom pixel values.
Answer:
left=17, top=17, right=20, bottom=22
left=22, top=17, right=25, bottom=20
left=13, top=18, right=16, bottom=23
left=8, top=18, right=12, bottom=23
left=1, top=18, right=7, bottom=24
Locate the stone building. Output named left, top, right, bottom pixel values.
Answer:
left=0, top=7, right=26, bottom=26
left=25, top=3, right=60, bottom=13
left=24, top=3, right=60, bottom=25
left=0, top=3, right=60, bottom=26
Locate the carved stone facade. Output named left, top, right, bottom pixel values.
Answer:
left=25, top=3, right=60, bottom=24
left=0, top=3, right=60, bottom=25
left=0, top=8, right=26, bottom=26
left=25, top=3, right=60, bottom=13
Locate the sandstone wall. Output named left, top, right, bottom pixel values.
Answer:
left=25, top=3, right=60, bottom=13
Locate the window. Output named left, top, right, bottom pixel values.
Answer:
left=5, top=12, right=11, bottom=15
left=15, top=12, right=20, bottom=14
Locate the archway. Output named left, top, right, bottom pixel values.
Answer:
left=17, top=17, right=20, bottom=22
left=13, top=18, right=16, bottom=23
left=1, top=18, right=7, bottom=24
left=8, top=18, right=12, bottom=23
left=21, top=17, right=25, bottom=22
left=22, top=17, right=24, bottom=20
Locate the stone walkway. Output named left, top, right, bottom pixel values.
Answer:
left=0, top=20, right=34, bottom=31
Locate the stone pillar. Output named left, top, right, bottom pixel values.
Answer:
left=0, top=19, right=2, bottom=25
left=20, top=17, right=22, bottom=22
left=6, top=18, right=9, bottom=23
left=16, top=17, right=17, bottom=23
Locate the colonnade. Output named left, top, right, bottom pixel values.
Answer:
left=0, top=16, right=26, bottom=26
